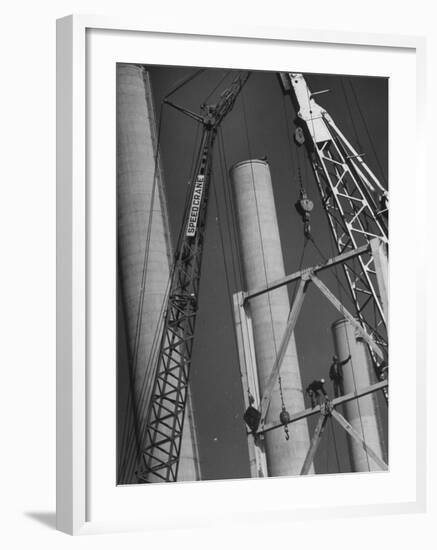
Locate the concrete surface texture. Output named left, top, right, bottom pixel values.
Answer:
left=230, top=159, right=311, bottom=476
left=331, top=318, right=385, bottom=471
left=116, top=63, right=200, bottom=482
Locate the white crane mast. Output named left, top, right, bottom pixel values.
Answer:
left=281, top=72, right=388, bottom=373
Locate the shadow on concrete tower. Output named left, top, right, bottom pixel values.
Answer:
left=230, top=159, right=312, bottom=477
left=116, top=63, right=200, bottom=483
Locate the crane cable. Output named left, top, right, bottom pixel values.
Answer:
left=122, top=269, right=174, bottom=481
left=211, top=136, right=249, bottom=401
left=121, top=96, right=189, bottom=481
left=328, top=235, right=371, bottom=471
left=281, top=91, right=305, bottom=196
left=118, top=93, right=166, bottom=481
left=218, top=127, right=262, bottom=411
left=301, top=78, right=367, bottom=438
left=294, top=75, right=370, bottom=471
left=240, top=88, right=291, bottom=437
left=123, top=117, right=207, bottom=481
left=203, top=70, right=232, bottom=106
left=126, top=71, right=247, bottom=479
left=218, top=127, right=244, bottom=291
left=340, top=77, right=363, bottom=153
left=164, top=68, right=206, bottom=102
left=121, top=68, right=208, bottom=481
left=330, top=416, right=341, bottom=472
left=347, top=78, right=388, bottom=187
left=303, top=224, right=371, bottom=471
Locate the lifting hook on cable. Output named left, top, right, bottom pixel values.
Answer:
left=293, top=123, right=314, bottom=240
left=295, top=189, right=314, bottom=240
left=279, top=406, right=291, bottom=440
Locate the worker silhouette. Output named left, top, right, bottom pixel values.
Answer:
left=329, top=354, right=351, bottom=397
left=306, top=379, right=328, bottom=408
left=243, top=394, right=261, bottom=434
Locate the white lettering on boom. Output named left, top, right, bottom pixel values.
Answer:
left=186, top=175, right=205, bottom=237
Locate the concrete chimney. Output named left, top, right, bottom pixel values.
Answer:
left=230, top=159, right=311, bottom=476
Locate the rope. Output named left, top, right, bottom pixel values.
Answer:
left=348, top=78, right=388, bottom=186
left=119, top=93, right=166, bottom=480
left=219, top=126, right=262, bottom=406
left=122, top=134, right=201, bottom=477
left=172, top=125, right=206, bottom=258
left=308, top=233, right=353, bottom=305
left=218, top=127, right=244, bottom=291
left=211, top=158, right=247, bottom=388
left=289, top=240, right=308, bottom=310
left=281, top=92, right=300, bottom=188
left=304, top=78, right=317, bottom=143
left=240, top=88, right=286, bottom=414
left=340, top=77, right=363, bottom=152
left=325, top=418, right=330, bottom=473
left=122, top=125, right=207, bottom=480
left=301, top=226, right=371, bottom=471
left=330, top=417, right=341, bottom=472
left=163, top=68, right=205, bottom=101
left=120, top=76, right=204, bottom=480
left=328, top=234, right=371, bottom=471
left=203, top=70, right=231, bottom=105
left=122, top=270, right=174, bottom=480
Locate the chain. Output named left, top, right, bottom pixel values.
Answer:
left=278, top=376, right=290, bottom=440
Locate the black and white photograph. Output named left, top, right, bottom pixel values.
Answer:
left=2, top=0, right=434, bottom=545
left=116, top=63, right=389, bottom=484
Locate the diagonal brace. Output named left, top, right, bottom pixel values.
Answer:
left=330, top=409, right=388, bottom=471
left=300, top=413, right=329, bottom=475
left=259, top=277, right=309, bottom=428
left=310, top=274, right=383, bottom=360
left=259, top=379, right=388, bottom=434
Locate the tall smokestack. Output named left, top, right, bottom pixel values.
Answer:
left=331, top=318, right=385, bottom=471
left=117, top=63, right=200, bottom=482
left=230, top=159, right=311, bottom=476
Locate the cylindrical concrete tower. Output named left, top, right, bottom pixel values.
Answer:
left=331, top=318, right=385, bottom=471
left=230, top=159, right=311, bottom=477
left=117, top=63, right=200, bottom=483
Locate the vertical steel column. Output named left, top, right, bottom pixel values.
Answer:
left=230, top=159, right=311, bottom=476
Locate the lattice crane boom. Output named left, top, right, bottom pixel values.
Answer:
left=280, top=72, right=388, bottom=367
left=137, top=71, right=250, bottom=483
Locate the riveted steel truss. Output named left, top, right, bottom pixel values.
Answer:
left=284, top=73, right=388, bottom=367
left=137, top=131, right=213, bottom=483
left=137, top=71, right=250, bottom=483
left=235, top=242, right=388, bottom=476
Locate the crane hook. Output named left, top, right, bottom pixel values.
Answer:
left=279, top=406, right=291, bottom=441
left=295, top=189, right=314, bottom=239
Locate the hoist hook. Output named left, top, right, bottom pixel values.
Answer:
left=279, top=406, right=291, bottom=441
left=294, top=126, right=305, bottom=146
left=295, top=189, right=314, bottom=239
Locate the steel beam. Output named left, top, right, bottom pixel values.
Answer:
left=370, top=238, right=389, bottom=321
left=310, top=274, right=384, bottom=360
left=258, top=277, right=309, bottom=428
left=258, top=380, right=388, bottom=434
left=244, top=244, right=370, bottom=302
left=300, top=414, right=329, bottom=475
left=284, top=73, right=388, bottom=354
left=330, top=409, right=388, bottom=471
left=233, top=291, right=267, bottom=478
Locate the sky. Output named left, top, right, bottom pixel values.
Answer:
left=122, top=65, right=388, bottom=480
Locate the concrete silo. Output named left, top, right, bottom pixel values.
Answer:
left=230, top=159, right=311, bottom=476
left=331, top=318, right=385, bottom=471
left=117, top=63, right=200, bottom=483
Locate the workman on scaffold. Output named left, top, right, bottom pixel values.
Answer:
left=329, top=354, right=351, bottom=397
left=306, top=379, right=328, bottom=408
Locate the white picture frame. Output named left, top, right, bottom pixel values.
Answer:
left=56, top=14, right=427, bottom=535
